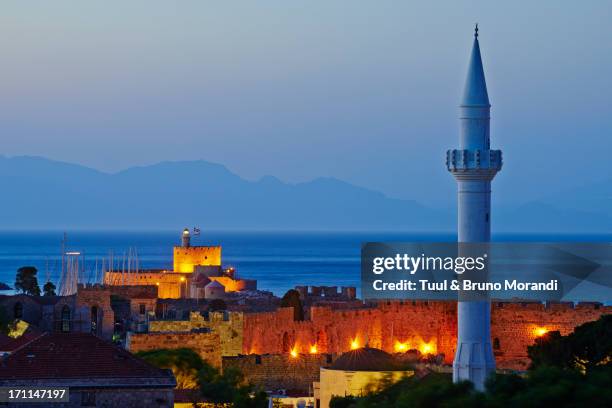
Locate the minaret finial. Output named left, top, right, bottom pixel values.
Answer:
left=474, top=23, right=479, bottom=38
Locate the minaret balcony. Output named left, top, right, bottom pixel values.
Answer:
left=446, top=149, right=502, bottom=179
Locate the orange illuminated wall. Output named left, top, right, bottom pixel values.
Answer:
left=173, top=246, right=222, bottom=272
left=242, top=301, right=611, bottom=371
left=103, top=271, right=186, bottom=299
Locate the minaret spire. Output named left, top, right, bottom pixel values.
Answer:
left=447, top=27, right=502, bottom=391
left=462, top=25, right=490, bottom=108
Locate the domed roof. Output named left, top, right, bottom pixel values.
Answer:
left=330, top=347, right=403, bottom=372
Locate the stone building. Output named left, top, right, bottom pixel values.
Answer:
left=148, top=311, right=243, bottom=357
left=103, top=228, right=256, bottom=299
left=0, top=332, right=176, bottom=407
left=315, top=347, right=413, bottom=408
left=0, top=284, right=114, bottom=340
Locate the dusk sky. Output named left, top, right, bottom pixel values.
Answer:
left=0, top=1, right=610, bottom=208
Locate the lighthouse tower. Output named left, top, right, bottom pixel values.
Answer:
left=447, top=26, right=502, bottom=390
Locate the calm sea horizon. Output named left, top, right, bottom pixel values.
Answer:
left=1, top=230, right=610, bottom=296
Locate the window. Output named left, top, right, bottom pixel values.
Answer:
left=90, top=306, right=98, bottom=335
left=493, top=338, right=500, bottom=350
left=81, top=392, right=95, bottom=406
left=255, top=355, right=262, bottom=365
left=14, top=302, right=23, bottom=319
left=139, top=304, right=146, bottom=315
left=61, top=305, right=71, bottom=333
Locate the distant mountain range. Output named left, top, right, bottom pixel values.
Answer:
left=0, top=155, right=610, bottom=233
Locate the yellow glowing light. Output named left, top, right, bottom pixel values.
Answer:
left=290, top=347, right=298, bottom=358
left=534, top=327, right=548, bottom=337
left=156, top=282, right=160, bottom=286
left=350, top=338, right=360, bottom=350
left=394, top=341, right=409, bottom=353
left=419, top=342, right=435, bottom=355
left=310, top=344, right=318, bottom=354
left=180, top=277, right=185, bottom=282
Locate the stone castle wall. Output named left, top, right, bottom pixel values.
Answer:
left=103, top=272, right=184, bottom=299
left=127, top=331, right=222, bottom=368
left=173, top=246, right=222, bottom=272
left=222, top=354, right=337, bottom=392
left=242, top=301, right=611, bottom=370
left=149, top=311, right=243, bottom=356
left=489, top=301, right=609, bottom=369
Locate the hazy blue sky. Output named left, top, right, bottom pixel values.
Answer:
left=0, top=1, right=610, bottom=207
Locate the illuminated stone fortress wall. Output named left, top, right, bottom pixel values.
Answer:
left=174, top=227, right=221, bottom=273
left=103, top=228, right=252, bottom=298
left=242, top=301, right=610, bottom=371
left=173, top=246, right=221, bottom=273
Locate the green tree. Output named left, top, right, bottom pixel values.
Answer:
left=527, top=330, right=573, bottom=370
left=43, top=281, right=57, bottom=297
left=137, top=348, right=267, bottom=407
left=280, top=289, right=304, bottom=321
left=198, top=364, right=266, bottom=407
left=330, top=367, right=612, bottom=408
left=528, top=314, right=612, bottom=373
left=136, top=348, right=204, bottom=389
left=14, top=266, right=41, bottom=296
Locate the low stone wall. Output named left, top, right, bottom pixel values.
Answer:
left=222, top=353, right=338, bottom=392
left=127, top=331, right=222, bottom=368
left=149, top=311, right=243, bottom=356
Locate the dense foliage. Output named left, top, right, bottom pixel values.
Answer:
left=528, top=314, right=611, bottom=373
left=331, top=315, right=612, bottom=408
left=43, top=281, right=57, bottom=297
left=136, top=348, right=204, bottom=389
left=14, top=266, right=40, bottom=296
left=136, top=348, right=267, bottom=407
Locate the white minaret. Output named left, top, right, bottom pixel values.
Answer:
left=447, top=25, right=502, bottom=390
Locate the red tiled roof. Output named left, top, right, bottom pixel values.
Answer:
left=0, top=333, right=13, bottom=350
left=0, top=332, right=173, bottom=381
left=0, top=326, right=43, bottom=353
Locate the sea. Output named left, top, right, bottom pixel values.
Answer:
left=1, top=231, right=610, bottom=297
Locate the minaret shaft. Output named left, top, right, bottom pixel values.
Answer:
left=447, top=29, right=502, bottom=391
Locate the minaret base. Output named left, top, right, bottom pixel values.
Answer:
left=453, top=346, right=496, bottom=391
left=452, top=301, right=496, bottom=391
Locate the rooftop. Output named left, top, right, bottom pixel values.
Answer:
left=0, top=332, right=175, bottom=385
left=330, top=347, right=406, bottom=372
